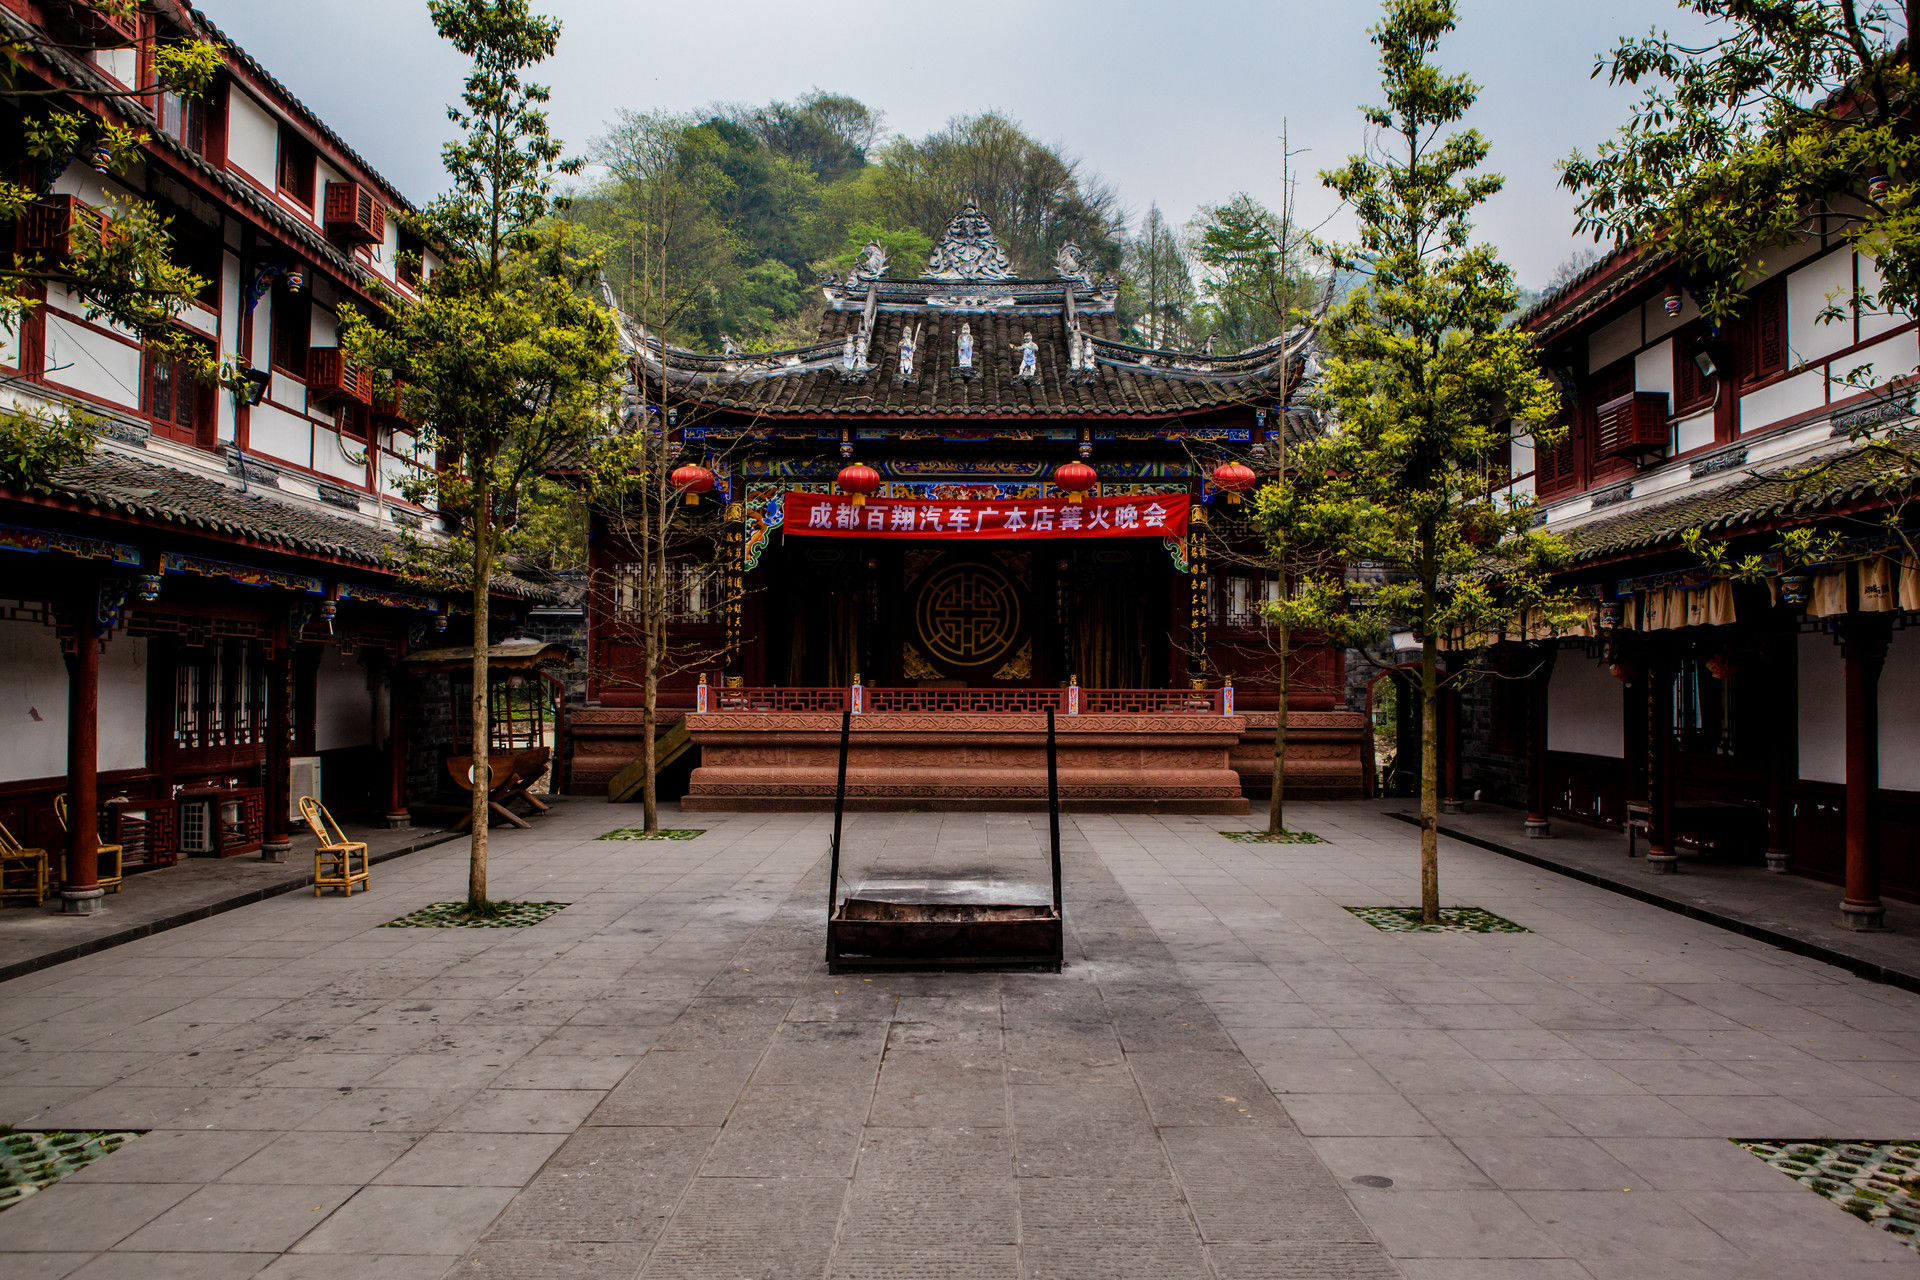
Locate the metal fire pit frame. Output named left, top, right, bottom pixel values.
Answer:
left=826, top=707, right=1064, bottom=973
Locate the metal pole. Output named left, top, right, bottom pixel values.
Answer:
left=828, top=707, right=851, bottom=919
left=1047, top=705, right=1062, bottom=918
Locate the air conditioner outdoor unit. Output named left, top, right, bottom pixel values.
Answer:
left=323, top=181, right=385, bottom=246
left=1595, top=390, right=1671, bottom=460
left=288, top=756, right=322, bottom=821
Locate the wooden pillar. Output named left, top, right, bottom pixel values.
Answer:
left=262, top=612, right=293, bottom=859
left=1186, top=511, right=1208, bottom=689
left=1841, top=617, right=1890, bottom=929
left=1441, top=655, right=1463, bottom=814
left=1523, top=644, right=1555, bottom=837
left=724, top=499, right=745, bottom=686
left=385, top=657, right=410, bottom=829
left=60, top=587, right=103, bottom=914
left=1646, top=648, right=1678, bottom=873
left=1764, top=631, right=1793, bottom=873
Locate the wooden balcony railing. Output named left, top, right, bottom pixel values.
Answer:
left=702, top=686, right=1230, bottom=715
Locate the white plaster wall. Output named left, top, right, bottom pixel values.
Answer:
left=1858, top=255, right=1907, bottom=341
left=312, top=427, right=366, bottom=484
left=0, top=624, right=146, bottom=783
left=44, top=315, right=141, bottom=409
left=1799, top=630, right=1845, bottom=784
left=1635, top=338, right=1675, bottom=401
left=1589, top=310, right=1641, bottom=374
left=309, top=307, right=338, bottom=349
left=226, top=89, right=278, bottom=187
left=1881, top=629, right=1920, bottom=791
left=91, top=47, right=136, bottom=85
left=1675, top=409, right=1716, bottom=454
left=217, top=249, right=241, bottom=443
left=0, top=314, right=19, bottom=370
left=1789, top=246, right=1856, bottom=364
left=1831, top=330, right=1917, bottom=395
left=1548, top=654, right=1624, bottom=758
left=248, top=401, right=311, bottom=469
left=313, top=649, right=373, bottom=750
left=1739, top=368, right=1825, bottom=433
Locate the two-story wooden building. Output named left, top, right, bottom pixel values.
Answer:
left=0, top=1, right=546, bottom=911
left=1452, top=223, right=1920, bottom=929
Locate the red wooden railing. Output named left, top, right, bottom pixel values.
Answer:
left=704, top=686, right=1229, bottom=715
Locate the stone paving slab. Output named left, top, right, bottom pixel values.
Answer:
left=0, top=816, right=469, bottom=982
left=1396, top=799, right=1920, bottom=991
left=11, top=800, right=1920, bottom=1275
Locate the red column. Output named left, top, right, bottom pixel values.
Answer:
left=61, top=603, right=102, bottom=914
left=262, top=613, right=292, bottom=859
left=1442, top=657, right=1463, bottom=814
left=1764, top=631, right=1793, bottom=874
left=385, top=658, right=410, bottom=829
left=1841, top=619, right=1890, bottom=929
left=1523, top=645, right=1555, bottom=837
left=1646, top=650, right=1678, bottom=873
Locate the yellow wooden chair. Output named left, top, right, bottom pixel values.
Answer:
left=53, top=795, right=123, bottom=893
left=0, top=818, right=48, bottom=907
left=299, top=796, right=369, bottom=896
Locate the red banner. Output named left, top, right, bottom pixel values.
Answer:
left=782, top=492, right=1188, bottom=540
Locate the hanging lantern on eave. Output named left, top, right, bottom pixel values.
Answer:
left=836, top=462, right=881, bottom=506
left=1211, top=461, right=1257, bottom=504
left=1868, top=170, right=1893, bottom=201
left=1053, top=460, right=1098, bottom=505
left=671, top=462, right=715, bottom=506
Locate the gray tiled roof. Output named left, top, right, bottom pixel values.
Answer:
left=1561, top=444, right=1892, bottom=565
left=33, top=451, right=553, bottom=602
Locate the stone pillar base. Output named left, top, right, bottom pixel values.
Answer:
left=59, top=887, right=104, bottom=915
left=1646, top=851, right=1680, bottom=874
left=1441, top=799, right=1463, bottom=815
left=1523, top=818, right=1550, bottom=839
left=260, top=840, right=291, bottom=864
left=1765, top=850, right=1791, bottom=874
left=384, top=811, right=412, bottom=830
left=1840, top=900, right=1888, bottom=931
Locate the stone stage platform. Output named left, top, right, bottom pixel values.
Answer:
left=680, top=711, right=1253, bottom=814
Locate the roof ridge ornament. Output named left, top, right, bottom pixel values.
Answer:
left=1053, top=242, right=1093, bottom=286
left=847, top=240, right=889, bottom=284
left=923, top=199, right=1013, bottom=281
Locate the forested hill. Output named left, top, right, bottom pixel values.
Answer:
left=565, top=92, right=1320, bottom=358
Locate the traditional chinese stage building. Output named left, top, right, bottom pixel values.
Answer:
left=574, top=205, right=1368, bottom=811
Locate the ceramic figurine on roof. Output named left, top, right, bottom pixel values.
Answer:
left=923, top=199, right=1014, bottom=281
left=1012, top=330, right=1039, bottom=379
left=848, top=240, right=889, bottom=284
left=897, top=322, right=919, bottom=382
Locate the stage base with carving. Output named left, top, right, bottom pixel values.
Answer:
left=568, top=707, right=686, bottom=796
left=681, top=712, right=1250, bottom=814
left=1227, top=711, right=1369, bottom=801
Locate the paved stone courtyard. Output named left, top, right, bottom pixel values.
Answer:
left=1, top=801, right=1918, bottom=1278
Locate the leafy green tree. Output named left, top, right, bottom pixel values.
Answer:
left=871, top=112, right=1125, bottom=274
left=0, top=0, right=224, bottom=488
left=731, top=90, right=882, bottom=185
left=1118, top=204, right=1195, bottom=348
left=1306, top=0, right=1572, bottom=922
left=1560, top=1, right=1914, bottom=328
left=1190, top=194, right=1311, bottom=350
left=340, top=0, right=623, bottom=911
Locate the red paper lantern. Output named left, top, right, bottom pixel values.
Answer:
left=671, top=463, right=714, bottom=506
left=1053, top=460, right=1098, bottom=504
left=837, top=462, right=882, bottom=506
left=1212, top=461, right=1257, bottom=504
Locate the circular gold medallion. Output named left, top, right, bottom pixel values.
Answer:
left=915, top=561, right=1022, bottom=669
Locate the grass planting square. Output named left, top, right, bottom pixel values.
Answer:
left=380, top=901, right=568, bottom=928
left=1345, top=905, right=1528, bottom=934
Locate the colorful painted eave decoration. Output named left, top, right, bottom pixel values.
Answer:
left=337, top=583, right=442, bottom=612
left=159, top=551, right=324, bottom=595
left=0, top=521, right=142, bottom=566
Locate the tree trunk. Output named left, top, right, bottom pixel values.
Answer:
left=469, top=487, right=492, bottom=909
left=1420, top=632, right=1440, bottom=924
left=1269, top=624, right=1289, bottom=835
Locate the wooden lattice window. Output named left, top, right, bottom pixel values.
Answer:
left=145, top=343, right=205, bottom=445
left=612, top=562, right=720, bottom=624
left=271, top=286, right=308, bottom=377
left=1673, top=324, right=1716, bottom=413
left=277, top=128, right=315, bottom=208
left=1738, top=279, right=1787, bottom=384
left=173, top=639, right=268, bottom=749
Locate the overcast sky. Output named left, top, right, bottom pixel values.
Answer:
left=195, top=0, right=1720, bottom=289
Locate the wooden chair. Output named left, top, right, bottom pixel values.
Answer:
left=447, top=756, right=533, bottom=831
left=53, top=795, right=123, bottom=893
left=0, top=818, right=48, bottom=908
left=299, top=796, right=369, bottom=897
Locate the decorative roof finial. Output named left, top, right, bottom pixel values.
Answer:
left=847, top=240, right=889, bottom=284
left=1054, top=242, right=1093, bottom=286
left=923, top=199, right=1013, bottom=281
